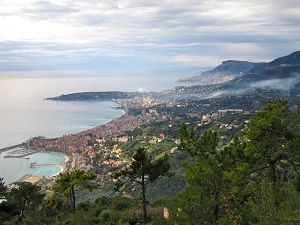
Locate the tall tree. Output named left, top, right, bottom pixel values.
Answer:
left=177, top=126, right=249, bottom=224
left=245, top=98, right=300, bottom=187
left=178, top=127, right=224, bottom=223
left=113, top=147, right=171, bottom=224
left=52, top=170, right=97, bottom=214
left=9, top=182, right=45, bottom=217
left=0, top=177, right=7, bottom=199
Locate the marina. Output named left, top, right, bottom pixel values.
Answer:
left=0, top=143, right=25, bottom=154
left=1, top=144, right=39, bottom=158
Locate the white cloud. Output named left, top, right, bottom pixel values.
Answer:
left=171, top=55, right=222, bottom=66
left=0, top=0, right=299, bottom=70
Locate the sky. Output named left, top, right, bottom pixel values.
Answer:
left=0, top=0, right=300, bottom=71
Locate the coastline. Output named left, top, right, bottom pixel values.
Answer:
left=22, top=176, right=42, bottom=184
left=5, top=100, right=126, bottom=185
left=9, top=151, right=69, bottom=185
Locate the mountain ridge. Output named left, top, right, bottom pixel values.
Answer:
left=178, top=51, right=300, bottom=85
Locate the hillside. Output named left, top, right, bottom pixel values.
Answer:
left=178, top=51, right=300, bottom=86
left=178, top=60, right=265, bottom=85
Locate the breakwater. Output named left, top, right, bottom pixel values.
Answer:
left=8, top=174, right=32, bottom=185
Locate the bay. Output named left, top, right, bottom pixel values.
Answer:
left=0, top=69, right=195, bottom=183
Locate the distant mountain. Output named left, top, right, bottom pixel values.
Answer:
left=268, top=51, right=300, bottom=67
left=167, top=51, right=300, bottom=101
left=178, top=60, right=265, bottom=85
left=249, top=51, right=300, bottom=73
left=178, top=51, right=300, bottom=85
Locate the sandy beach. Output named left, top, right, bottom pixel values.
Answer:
left=22, top=176, right=42, bottom=183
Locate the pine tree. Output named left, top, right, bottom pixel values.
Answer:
left=52, top=170, right=97, bottom=214
left=113, top=147, right=171, bottom=224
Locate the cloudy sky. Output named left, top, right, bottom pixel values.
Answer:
left=0, top=0, right=299, bottom=71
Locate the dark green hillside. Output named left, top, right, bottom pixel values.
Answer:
left=235, top=65, right=300, bottom=82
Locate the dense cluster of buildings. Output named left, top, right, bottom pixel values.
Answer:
left=28, top=99, right=169, bottom=153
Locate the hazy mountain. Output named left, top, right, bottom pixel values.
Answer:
left=178, top=60, right=265, bottom=85
left=167, top=51, right=300, bottom=101
left=178, top=51, right=300, bottom=85
left=249, top=51, right=300, bottom=73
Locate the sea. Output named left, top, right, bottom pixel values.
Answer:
left=0, top=69, right=198, bottom=183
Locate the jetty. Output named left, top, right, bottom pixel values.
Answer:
left=8, top=174, right=33, bottom=185
left=30, top=162, right=58, bottom=168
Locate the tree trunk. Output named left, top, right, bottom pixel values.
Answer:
left=214, top=193, right=219, bottom=224
left=214, top=179, right=219, bottom=225
left=141, top=173, right=147, bottom=224
left=71, top=186, right=76, bottom=214
left=271, top=163, right=276, bottom=187
left=270, top=162, right=279, bottom=208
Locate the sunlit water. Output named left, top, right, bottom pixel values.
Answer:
left=0, top=69, right=196, bottom=183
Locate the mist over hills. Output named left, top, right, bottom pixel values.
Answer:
left=48, top=51, right=300, bottom=104
left=165, top=51, right=300, bottom=101
left=178, top=60, right=265, bottom=85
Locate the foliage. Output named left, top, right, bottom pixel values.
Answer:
left=0, top=177, right=7, bottom=199
left=52, top=170, right=97, bottom=214
left=9, top=182, right=45, bottom=218
left=113, top=147, right=172, bottom=224
left=0, top=200, right=20, bottom=224
left=245, top=98, right=300, bottom=187
left=176, top=123, right=251, bottom=224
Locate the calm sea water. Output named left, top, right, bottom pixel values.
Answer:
left=0, top=69, right=196, bottom=183
left=0, top=153, right=67, bottom=184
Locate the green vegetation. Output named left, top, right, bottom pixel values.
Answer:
left=1, top=98, right=300, bottom=224
left=0, top=178, right=6, bottom=199
left=113, top=147, right=172, bottom=224
left=51, top=170, right=97, bottom=214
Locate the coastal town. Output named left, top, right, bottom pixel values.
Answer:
left=0, top=92, right=257, bottom=192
